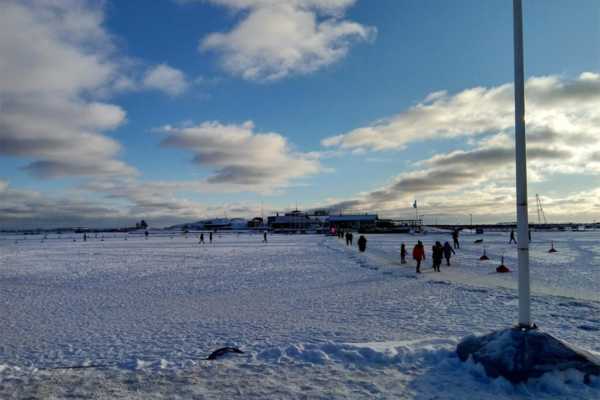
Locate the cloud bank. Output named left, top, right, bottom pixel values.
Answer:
left=321, top=73, right=600, bottom=221
left=0, top=0, right=136, bottom=179
left=159, top=121, right=322, bottom=188
left=322, top=73, right=600, bottom=152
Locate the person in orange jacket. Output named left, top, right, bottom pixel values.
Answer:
left=412, top=241, right=426, bottom=273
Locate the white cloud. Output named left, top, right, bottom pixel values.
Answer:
left=322, top=73, right=600, bottom=153
left=198, top=0, right=375, bottom=81
left=143, top=63, right=189, bottom=96
left=159, top=121, right=322, bottom=188
left=0, top=0, right=136, bottom=179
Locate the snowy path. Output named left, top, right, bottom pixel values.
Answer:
left=0, top=232, right=599, bottom=399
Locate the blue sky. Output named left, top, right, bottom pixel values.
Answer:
left=1, top=0, right=599, bottom=228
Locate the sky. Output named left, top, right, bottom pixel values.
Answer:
left=0, top=0, right=599, bottom=229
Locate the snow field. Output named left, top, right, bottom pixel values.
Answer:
left=1, top=231, right=599, bottom=398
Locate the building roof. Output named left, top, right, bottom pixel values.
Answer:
left=329, top=214, right=378, bottom=222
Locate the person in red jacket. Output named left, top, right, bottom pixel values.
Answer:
left=412, top=241, right=426, bottom=273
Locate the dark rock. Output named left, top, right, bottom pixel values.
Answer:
left=457, top=327, right=600, bottom=383
left=207, top=347, right=244, bottom=360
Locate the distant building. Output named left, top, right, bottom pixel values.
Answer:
left=328, top=214, right=378, bottom=231
left=268, top=210, right=323, bottom=232
left=247, top=217, right=264, bottom=228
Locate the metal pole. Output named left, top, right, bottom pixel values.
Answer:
left=513, top=0, right=531, bottom=328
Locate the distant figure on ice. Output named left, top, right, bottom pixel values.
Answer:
left=83, top=233, right=87, bottom=242
left=412, top=241, right=425, bottom=273
left=452, top=229, right=460, bottom=249
left=199, top=233, right=205, bottom=244
left=443, top=241, right=455, bottom=266
left=400, top=243, right=407, bottom=264
left=432, top=241, right=443, bottom=272
left=209, top=232, right=213, bottom=243
left=357, top=235, right=367, bottom=252
left=144, top=230, right=149, bottom=239
left=263, top=231, right=268, bottom=243
left=509, top=229, right=516, bottom=244
left=345, top=232, right=353, bottom=246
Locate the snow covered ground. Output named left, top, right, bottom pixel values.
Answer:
left=1, top=230, right=599, bottom=399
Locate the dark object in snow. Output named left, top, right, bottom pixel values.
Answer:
left=548, top=242, right=558, bottom=253
left=480, top=249, right=489, bottom=261
left=496, top=265, right=510, bottom=273
left=474, top=239, right=483, bottom=244
left=207, top=347, right=244, bottom=360
left=457, top=327, right=600, bottom=384
left=496, top=256, right=510, bottom=273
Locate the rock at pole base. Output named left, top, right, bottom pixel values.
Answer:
left=457, top=327, right=600, bottom=384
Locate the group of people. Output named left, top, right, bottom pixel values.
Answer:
left=400, top=230, right=460, bottom=273
left=334, top=228, right=468, bottom=270
left=199, top=232, right=214, bottom=244
left=336, top=229, right=368, bottom=252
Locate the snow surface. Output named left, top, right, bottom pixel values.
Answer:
left=1, top=231, right=599, bottom=399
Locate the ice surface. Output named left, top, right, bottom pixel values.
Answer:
left=1, top=231, right=599, bottom=398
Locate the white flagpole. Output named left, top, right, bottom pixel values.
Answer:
left=513, top=0, right=531, bottom=328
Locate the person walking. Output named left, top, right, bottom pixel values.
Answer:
left=263, top=231, right=268, bottom=243
left=209, top=232, right=213, bottom=243
left=357, top=235, right=367, bottom=252
left=452, top=229, right=460, bottom=249
left=348, top=232, right=353, bottom=246
left=199, top=233, right=205, bottom=244
left=345, top=232, right=353, bottom=246
left=443, top=241, right=455, bottom=266
left=412, top=241, right=425, bottom=273
left=432, top=242, right=444, bottom=272
left=400, top=243, right=407, bottom=264
left=509, top=229, right=516, bottom=244
left=432, top=241, right=443, bottom=272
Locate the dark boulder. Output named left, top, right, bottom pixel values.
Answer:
left=457, top=327, right=600, bottom=383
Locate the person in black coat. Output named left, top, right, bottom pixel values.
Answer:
left=509, top=229, right=516, bottom=244
left=452, top=229, right=460, bottom=249
left=443, top=241, right=455, bottom=266
left=432, top=241, right=443, bottom=272
left=357, top=235, right=367, bottom=252
left=400, top=243, right=407, bottom=264
left=345, top=232, right=354, bottom=246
